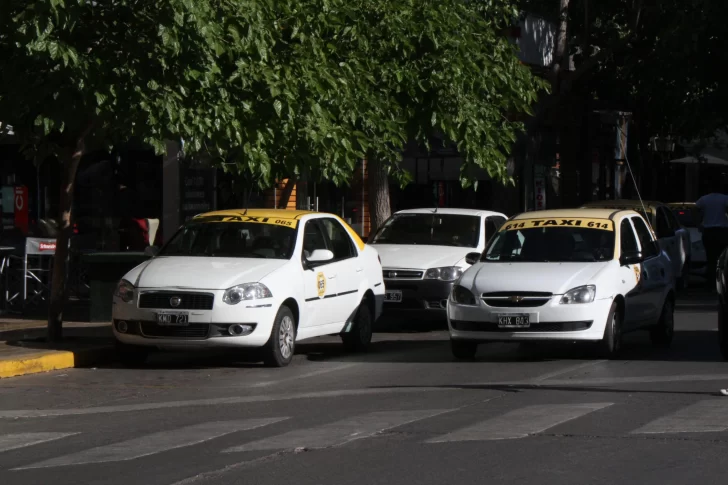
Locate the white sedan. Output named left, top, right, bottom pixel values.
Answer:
left=112, top=209, right=384, bottom=367
left=447, top=209, right=675, bottom=359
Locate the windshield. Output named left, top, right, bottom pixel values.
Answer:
left=671, top=208, right=699, bottom=228
left=484, top=219, right=615, bottom=263
left=370, top=213, right=481, bottom=248
left=159, top=221, right=297, bottom=259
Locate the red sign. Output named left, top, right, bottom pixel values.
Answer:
left=39, top=242, right=56, bottom=251
left=14, top=186, right=28, bottom=234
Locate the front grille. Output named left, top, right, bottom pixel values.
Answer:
left=139, top=292, right=214, bottom=310
left=382, top=269, right=423, bottom=279
left=140, top=322, right=210, bottom=338
left=481, top=291, right=552, bottom=308
left=451, top=320, right=592, bottom=332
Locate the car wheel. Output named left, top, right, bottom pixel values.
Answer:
left=719, top=302, right=728, bottom=361
left=116, top=341, right=148, bottom=367
left=451, top=339, right=478, bottom=360
left=597, top=302, right=622, bottom=359
left=650, top=298, right=674, bottom=348
left=341, top=300, right=373, bottom=352
left=263, top=306, right=296, bottom=367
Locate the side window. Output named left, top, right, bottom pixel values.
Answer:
left=632, top=217, right=659, bottom=258
left=655, top=208, right=674, bottom=239
left=620, top=219, right=639, bottom=254
left=302, top=221, right=328, bottom=260
left=319, top=218, right=356, bottom=261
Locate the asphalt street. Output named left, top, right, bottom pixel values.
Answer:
left=1, top=296, right=727, bottom=485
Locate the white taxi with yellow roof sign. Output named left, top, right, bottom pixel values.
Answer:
left=112, top=209, right=384, bottom=367
left=447, top=208, right=675, bottom=359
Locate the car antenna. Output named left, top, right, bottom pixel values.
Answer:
left=242, top=185, right=253, bottom=216
left=618, top=123, right=653, bottom=231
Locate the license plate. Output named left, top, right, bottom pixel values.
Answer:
left=497, top=314, right=530, bottom=328
left=156, top=312, right=189, bottom=326
left=384, top=290, right=403, bottom=303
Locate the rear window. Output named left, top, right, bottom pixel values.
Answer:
left=671, top=208, right=699, bottom=228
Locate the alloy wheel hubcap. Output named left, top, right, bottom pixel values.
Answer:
left=279, top=316, right=294, bottom=359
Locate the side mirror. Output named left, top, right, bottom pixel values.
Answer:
left=465, top=252, right=481, bottom=265
left=144, top=246, right=159, bottom=257
left=307, top=249, right=334, bottom=263
left=620, top=250, right=643, bottom=266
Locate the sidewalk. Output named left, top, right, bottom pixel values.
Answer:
left=0, top=319, right=115, bottom=379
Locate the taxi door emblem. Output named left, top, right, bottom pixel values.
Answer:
left=633, top=265, right=641, bottom=284
left=170, top=296, right=181, bottom=307
left=316, top=272, right=326, bottom=298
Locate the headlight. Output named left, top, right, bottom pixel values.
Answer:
left=451, top=285, right=476, bottom=305
left=425, top=266, right=464, bottom=282
left=560, top=285, right=596, bottom=304
left=115, top=279, right=135, bottom=303
left=223, top=283, right=273, bottom=305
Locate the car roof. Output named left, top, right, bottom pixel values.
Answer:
left=583, top=199, right=664, bottom=209
left=394, top=208, right=505, bottom=217
left=511, top=208, right=626, bottom=220
left=196, top=209, right=317, bottom=220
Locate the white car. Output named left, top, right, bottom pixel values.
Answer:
left=584, top=200, right=691, bottom=289
left=112, top=209, right=384, bottom=367
left=447, top=208, right=675, bottom=359
left=667, top=202, right=706, bottom=275
left=367, top=208, right=507, bottom=318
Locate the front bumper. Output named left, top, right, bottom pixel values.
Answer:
left=447, top=296, right=613, bottom=342
left=112, top=290, right=278, bottom=349
left=382, top=279, right=455, bottom=313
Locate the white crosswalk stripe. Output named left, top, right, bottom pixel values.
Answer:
left=428, top=403, right=614, bottom=442
left=0, top=433, right=79, bottom=453
left=223, top=409, right=452, bottom=453
left=15, top=418, right=286, bottom=470
left=633, top=400, right=728, bottom=434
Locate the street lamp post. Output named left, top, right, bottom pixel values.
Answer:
left=649, top=135, right=676, bottom=200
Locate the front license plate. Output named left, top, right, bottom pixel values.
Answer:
left=384, top=290, right=403, bottom=303
left=156, top=312, right=189, bottom=326
left=497, top=314, right=530, bottom=328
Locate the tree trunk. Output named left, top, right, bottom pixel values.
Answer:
left=366, top=156, right=391, bottom=237
left=551, top=0, right=570, bottom=93
left=47, top=132, right=88, bottom=342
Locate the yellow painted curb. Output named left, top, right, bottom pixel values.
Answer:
left=0, top=350, right=77, bottom=379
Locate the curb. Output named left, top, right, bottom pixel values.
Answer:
left=0, top=345, right=114, bottom=379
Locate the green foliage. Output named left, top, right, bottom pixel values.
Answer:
left=519, top=0, right=728, bottom=140
left=0, top=0, right=544, bottom=187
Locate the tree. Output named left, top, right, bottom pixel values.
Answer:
left=519, top=0, right=728, bottom=200
left=1, top=0, right=544, bottom=339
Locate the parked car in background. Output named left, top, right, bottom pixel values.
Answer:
left=368, top=208, right=507, bottom=319
left=448, top=208, right=675, bottom=359
left=667, top=202, right=706, bottom=276
left=583, top=200, right=691, bottom=290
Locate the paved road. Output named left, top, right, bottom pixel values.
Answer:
left=1, top=301, right=727, bottom=485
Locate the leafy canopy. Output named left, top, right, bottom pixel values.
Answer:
left=1, top=0, right=544, bottom=187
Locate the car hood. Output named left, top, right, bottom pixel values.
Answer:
left=126, top=256, right=289, bottom=290
left=460, top=261, right=612, bottom=295
left=372, top=244, right=475, bottom=269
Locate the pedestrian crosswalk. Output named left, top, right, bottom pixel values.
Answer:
left=3, top=399, right=728, bottom=470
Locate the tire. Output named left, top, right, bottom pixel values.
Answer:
left=650, top=298, right=674, bottom=348
left=719, top=302, right=728, bottom=361
left=116, top=341, right=149, bottom=367
left=342, top=300, right=373, bottom=352
left=597, top=302, right=622, bottom=359
left=451, top=339, right=478, bottom=360
left=263, top=306, right=296, bottom=367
